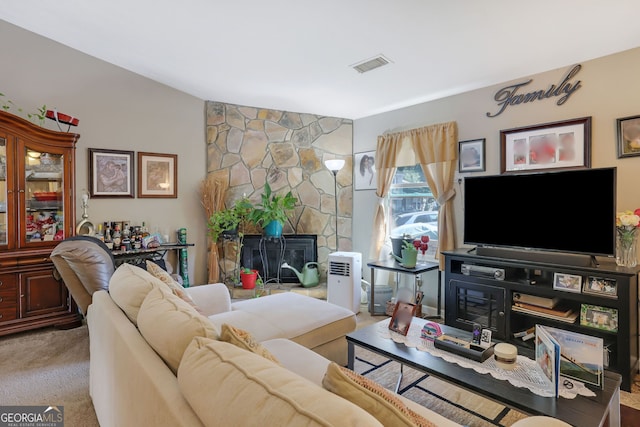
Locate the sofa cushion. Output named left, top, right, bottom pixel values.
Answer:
left=145, top=260, right=202, bottom=312
left=108, top=263, right=162, bottom=325
left=138, top=286, right=219, bottom=374
left=223, top=292, right=355, bottom=346
left=177, top=337, right=382, bottom=427
left=220, top=324, right=280, bottom=364
left=322, top=362, right=436, bottom=427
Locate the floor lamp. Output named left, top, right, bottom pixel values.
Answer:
left=324, top=159, right=345, bottom=250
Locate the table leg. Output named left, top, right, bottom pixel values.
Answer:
left=603, top=385, right=620, bottom=427
left=437, top=270, right=442, bottom=317
left=369, top=267, right=375, bottom=315
left=347, top=341, right=355, bottom=370
left=395, top=363, right=404, bottom=393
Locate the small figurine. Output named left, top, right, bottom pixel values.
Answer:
left=421, top=321, right=442, bottom=341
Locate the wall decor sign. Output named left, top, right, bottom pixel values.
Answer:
left=458, top=139, right=486, bottom=173
left=616, top=115, right=640, bottom=158
left=500, top=116, right=591, bottom=174
left=354, top=150, right=376, bottom=190
left=89, top=148, right=135, bottom=198
left=137, top=152, right=178, bottom=198
left=487, top=64, right=583, bottom=118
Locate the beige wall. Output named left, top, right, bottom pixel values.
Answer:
left=0, top=21, right=208, bottom=284
left=354, top=46, right=640, bottom=286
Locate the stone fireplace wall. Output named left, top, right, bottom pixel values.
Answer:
left=205, top=101, right=353, bottom=273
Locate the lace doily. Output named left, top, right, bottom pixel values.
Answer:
left=375, top=322, right=595, bottom=399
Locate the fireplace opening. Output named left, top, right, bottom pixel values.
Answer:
left=240, top=234, right=318, bottom=283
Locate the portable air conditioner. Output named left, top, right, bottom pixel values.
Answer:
left=327, top=252, right=362, bottom=314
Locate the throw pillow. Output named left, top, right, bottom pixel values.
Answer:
left=137, top=286, right=219, bottom=374
left=322, top=362, right=436, bottom=427
left=108, top=263, right=163, bottom=325
left=219, top=323, right=280, bottom=364
left=145, top=260, right=202, bottom=313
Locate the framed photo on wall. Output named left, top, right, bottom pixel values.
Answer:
left=500, top=117, right=591, bottom=174
left=459, top=139, right=486, bottom=172
left=88, top=148, right=135, bottom=198
left=616, top=115, right=640, bottom=158
left=354, top=150, right=376, bottom=190
left=137, top=152, right=178, bottom=198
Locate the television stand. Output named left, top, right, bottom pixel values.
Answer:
left=443, top=248, right=640, bottom=392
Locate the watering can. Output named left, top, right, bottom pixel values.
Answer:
left=281, top=262, right=320, bottom=288
left=391, top=245, right=418, bottom=268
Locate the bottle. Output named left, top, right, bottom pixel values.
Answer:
left=141, top=221, right=150, bottom=238
left=94, top=223, right=104, bottom=242
left=104, top=224, right=113, bottom=250
left=112, top=224, right=122, bottom=251
left=122, top=225, right=131, bottom=251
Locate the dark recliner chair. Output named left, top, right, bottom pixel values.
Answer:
left=51, top=235, right=116, bottom=316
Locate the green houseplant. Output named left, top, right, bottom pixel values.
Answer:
left=249, top=182, right=297, bottom=238
left=207, top=197, right=253, bottom=285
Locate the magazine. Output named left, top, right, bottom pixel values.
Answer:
left=540, top=325, right=604, bottom=388
left=535, top=325, right=560, bottom=397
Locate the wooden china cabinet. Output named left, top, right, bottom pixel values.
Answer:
left=0, top=111, right=82, bottom=336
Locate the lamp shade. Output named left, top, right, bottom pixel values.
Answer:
left=324, top=159, right=345, bottom=172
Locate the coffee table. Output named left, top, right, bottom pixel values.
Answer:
left=347, top=318, right=621, bottom=427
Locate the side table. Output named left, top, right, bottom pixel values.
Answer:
left=367, top=259, right=440, bottom=316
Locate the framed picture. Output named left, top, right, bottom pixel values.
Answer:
left=354, top=150, right=376, bottom=190
left=553, top=272, right=582, bottom=293
left=88, top=148, right=135, bottom=198
left=616, top=115, right=640, bottom=158
left=583, top=276, right=618, bottom=298
left=500, top=117, right=591, bottom=174
left=388, top=301, right=417, bottom=336
left=580, top=304, right=618, bottom=333
left=458, top=139, right=486, bottom=173
left=137, top=152, right=177, bottom=198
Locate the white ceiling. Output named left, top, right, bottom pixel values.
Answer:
left=1, top=1, right=639, bottom=119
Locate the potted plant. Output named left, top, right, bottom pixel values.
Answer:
left=249, top=182, right=297, bottom=238
left=239, top=267, right=260, bottom=289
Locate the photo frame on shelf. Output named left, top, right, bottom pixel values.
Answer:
left=552, top=272, right=582, bottom=293
left=500, top=116, right=591, bottom=174
left=580, top=304, right=618, bottom=333
left=88, top=148, right=135, bottom=198
left=458, top=139, right=486, bottom=173
left=354, top=150, right=376, bottom=190
left=137, top=152, right=177, bottom=198
left=388, top=301, right=417, bottom=336
left=616, top=115, right=640, bottom=158
left=583, top=276, right=618, bottom=299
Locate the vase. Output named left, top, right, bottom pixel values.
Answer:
left=264, top=220, right=283, bottom=238
left=616, top=227, right=639, bottom=267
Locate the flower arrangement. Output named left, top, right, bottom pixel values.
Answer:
left=616, top=209, right=640, bottom=267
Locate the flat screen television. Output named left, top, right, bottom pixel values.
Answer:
left=463, top=167, right=616, bottom=257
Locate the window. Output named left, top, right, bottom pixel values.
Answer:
left=388, top=165, right=439, bottom=243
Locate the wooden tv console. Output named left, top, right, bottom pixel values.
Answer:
left=443, top=248, right=639, bottom=392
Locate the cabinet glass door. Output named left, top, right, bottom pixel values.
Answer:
left=24, top=148, right=64, bottom=243
left=0, top=139, right=6, bottom=246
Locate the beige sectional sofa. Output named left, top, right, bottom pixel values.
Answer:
left=88, top=262, right=459, bottom=426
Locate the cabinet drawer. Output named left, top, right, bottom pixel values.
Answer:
left=0, top=291, right=17, bottom=307
left=0, top=306, right=17, bottom=321
left=0, top=275, right=16, bottom=291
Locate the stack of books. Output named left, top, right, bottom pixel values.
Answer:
left=512, top=293, right=578, bottom=324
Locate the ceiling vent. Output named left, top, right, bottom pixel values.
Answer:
left=350, top=55, right=392, bottom=74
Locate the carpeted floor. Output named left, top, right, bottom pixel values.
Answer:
left=1, top=317, right=639, bottom=427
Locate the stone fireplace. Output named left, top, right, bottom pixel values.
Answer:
left=205, top=101, right=353, bottom=279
